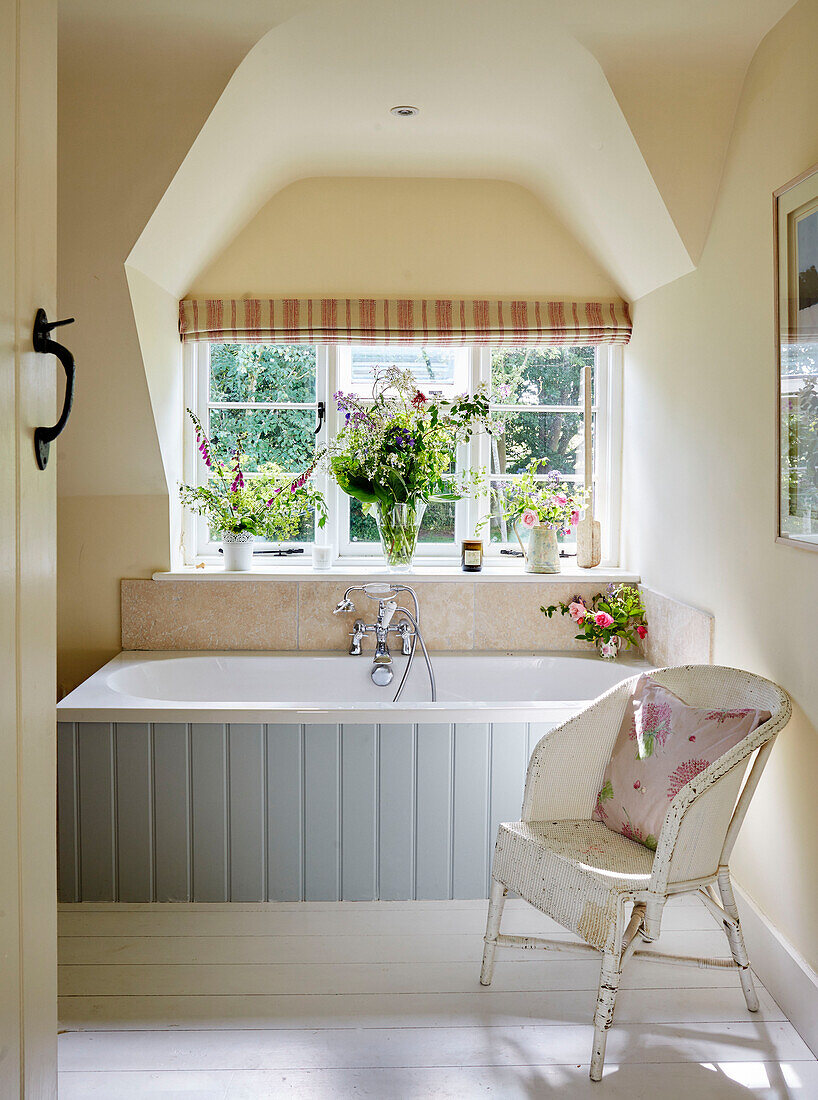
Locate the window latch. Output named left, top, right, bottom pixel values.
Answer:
left=314, top=400, right=325, bottom=435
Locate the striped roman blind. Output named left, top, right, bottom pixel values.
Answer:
left=179, top=297, right=631, bottom=346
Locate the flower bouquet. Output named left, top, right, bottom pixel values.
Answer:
left=542, top=583, right=648, bottom=658
left=329, top=366, right=489, bottom=569
left=180, top=410, right=326, bottom=569
left=489, top=461, right=589, bottom=573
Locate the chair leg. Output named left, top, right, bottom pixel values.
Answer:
left=590, top=951, right=621, bottom=1082
left=480, top=878, right=507, bottom=986
left=717, top=867, right=759, bottom=1012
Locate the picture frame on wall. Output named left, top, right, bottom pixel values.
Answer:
left=775, top=163, right=818, bottom=550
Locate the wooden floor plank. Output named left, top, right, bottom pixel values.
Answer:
left=58, top=1020, right=814, bottom=1073
left=58, top=985, right=783, bottom=1030
left=56, top=897, right=713, bottom=938
left=57, top=928, right=732, bottom=966
left=54, top=1061, right=818, bottom=1100
left=58, top=957, right=756, bottom=997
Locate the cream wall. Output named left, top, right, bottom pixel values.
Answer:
left=622, top=0, right=818, bottom=970
left=189, top=177, right=620, bottom=299
left=56, top=17, right=273, bottom=691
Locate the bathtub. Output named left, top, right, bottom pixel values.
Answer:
left=57, top=650, right=650, bottom=904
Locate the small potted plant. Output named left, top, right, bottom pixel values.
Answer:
left=542, top=583, right=648, bottom=658
left=180, top=410, right=327, bottom=570
left=329, top=366, right=489, bottom=570
left=489, top=462, right=589, bottom=573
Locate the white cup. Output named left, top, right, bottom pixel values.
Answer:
left=312, top=544, right=332, bottom=571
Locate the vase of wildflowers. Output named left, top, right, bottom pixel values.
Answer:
left=542, top=584, right=648, bottom=658
left=489, top=461, right=589, bottom=574
left=180, top=410, right=326, bottom=570
left=373, top=500, right=427, bottom=571
left=330, top=366, right=489, bottom=571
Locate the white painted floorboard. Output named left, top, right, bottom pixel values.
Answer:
left=58, top=897, right=817, bottom=1098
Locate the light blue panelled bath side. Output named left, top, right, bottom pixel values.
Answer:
left=56, top=720, right=556, bottom=903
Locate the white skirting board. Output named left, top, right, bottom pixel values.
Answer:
left=736, top=882, right=818, bottom=1057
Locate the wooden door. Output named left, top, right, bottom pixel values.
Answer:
left=0, top=0, right=58, bottom=1094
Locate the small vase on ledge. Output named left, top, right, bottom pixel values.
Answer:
left=222, top=531, right=255, bottom=571
left=598, top=637, right=622, bottom=660
left=374, top=500, right=426, bottom=572
left=514, top=521, right=560, bottom=573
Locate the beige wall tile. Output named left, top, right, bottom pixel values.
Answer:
left=475, top=582, right=605, bottom=650
left=121, top=579, right=297, bottom=650
left=639, top=586, right=713, bottom=667
left=297, top=580, right=475, bottom=651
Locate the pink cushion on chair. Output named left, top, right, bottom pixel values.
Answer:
left=592, top=676, right=770, bottom=851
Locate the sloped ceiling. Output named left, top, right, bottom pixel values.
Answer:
left=118, top=0, right=796, bottom=302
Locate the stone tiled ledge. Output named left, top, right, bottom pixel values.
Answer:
left=152, top=564, right=641, bottom=583
left=122, top=572, right=713, bottom=666
left=123, top=575, right=638, bottom=652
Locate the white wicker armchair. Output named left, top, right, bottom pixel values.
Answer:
left=480, top=664, right=791, bottom=1082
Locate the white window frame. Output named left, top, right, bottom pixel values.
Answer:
left=182, top=341, right=622, bottom=567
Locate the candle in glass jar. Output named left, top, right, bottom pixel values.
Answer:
left=461, top=538, right=483, bottom=572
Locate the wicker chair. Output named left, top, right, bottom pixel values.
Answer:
left=480, top=664, right=791, bottom=1082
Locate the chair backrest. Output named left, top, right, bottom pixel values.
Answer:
left=645, top=665, right=791, bottom=894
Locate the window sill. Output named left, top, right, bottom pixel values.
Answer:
left=153, top=563, right=641, bottom=584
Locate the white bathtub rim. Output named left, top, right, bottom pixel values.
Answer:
left=57, top=649, right=652, bottom=725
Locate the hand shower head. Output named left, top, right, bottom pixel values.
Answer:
left=362, top=582, right=397, bottom=598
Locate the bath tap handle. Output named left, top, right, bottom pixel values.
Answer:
left=349, top=620, right=367, bottom=655
left=395, top=620, right=413, bottom=655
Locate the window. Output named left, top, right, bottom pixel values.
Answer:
left=183, top=342, right=621, bottom=564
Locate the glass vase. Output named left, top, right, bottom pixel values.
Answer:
left=374, top=501, right=427, bottom=571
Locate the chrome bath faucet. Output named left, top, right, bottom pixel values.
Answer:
left=333, top=582, right=436, bottom=700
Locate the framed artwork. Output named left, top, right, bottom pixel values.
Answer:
left=775, top=164, right=818, bottom=549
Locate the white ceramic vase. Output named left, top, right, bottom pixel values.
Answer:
left=222, top=531, right=255, bottom=571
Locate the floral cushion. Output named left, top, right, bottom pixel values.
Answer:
left=592, top=676, right=770, bottom=851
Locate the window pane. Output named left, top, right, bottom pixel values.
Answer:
left=492, top=410, right=584, bottom=475
left=210, top=343, right=316, bottom=403
left=349, top=498, right=379, bottom=543
left=348, top=497, right=456, bottom=545
left=781, top=343, right=818, bottom=537
left=417, top=501, right=456, bottom=543
left=491, top=346, right=593, bottom=406
left=208, top=408, right=315, bottom=471
left=341, top=345, right=470, bottom=395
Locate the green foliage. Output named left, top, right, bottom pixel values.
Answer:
left=490, top=346, right=593, bottom=475
left=207, top=344, right=316, bottom=473
left=329, top=365, right=489, bottom=511
left=210, top=344, right=316, bottom=402
left=180, top=410, right=326, bottom=540
left=484, top=461, right=589, bottom=533
left=786, top=375, right=818, bottom=527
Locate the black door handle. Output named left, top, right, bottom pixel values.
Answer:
left=33, top=308, right=76, bottom=470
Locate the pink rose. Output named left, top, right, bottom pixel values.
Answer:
left=555, top=493, right=567, bottom=505
left=636, top=624, right=648, bottom=639
left=568, top=600, right=585, bottom=623
left=595, top=611, right=614, bottom=628
left=521, top=509, right=538, bottom=528
left=570, top=510, right=579, bottom=526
